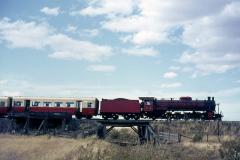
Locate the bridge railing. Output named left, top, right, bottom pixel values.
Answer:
left=157, top=132, right=181, bottom=143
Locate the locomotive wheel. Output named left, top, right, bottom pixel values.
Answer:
left=103, top=115, right=108, bottom=120
left=124, top=115, right=130, bottom=120
left=113, top=115, right=119, bottom=120
left=86, top=116, right=92, bottom=119
left=134, top=115, right=140, bottom=120
left=76, top=114, right=82, bottom=119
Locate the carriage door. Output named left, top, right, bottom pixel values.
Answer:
left=24, top=100, right=30, bottom=112
left=7, top=97, right=13, bottom=112
left=76, top=101, right=82, bottom=112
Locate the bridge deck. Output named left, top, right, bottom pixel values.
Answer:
left=8, top=112, right=72, bottom=120
left=94, top=119, right=152, bottom=127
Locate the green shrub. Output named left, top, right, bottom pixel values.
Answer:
left=192, top=133, right=203, bottom=142
left=109, top=129, right=120, bottom=139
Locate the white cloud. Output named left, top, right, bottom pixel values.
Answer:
left=48, top=34, right=112, bottom=62
left=131, top=30, right=168, bottom=45
left=66, top=25, right=77, bottom=33
left=0, top=18, right=51, bottom=49
left=163, top=72, right=178, bottom=79
left=79, top=29, right=99, bottom=37
left=71, top=0, right=137, bottom=17
left=87, top=65, right=116, bottom=72
left=66, top=26, right=99, bottom=37
left=41, top=7, right=60, bottom=16
left=81, top=0, right=240, bottom=74
left=100, top=0, right=230, bottom=46
left=0, top=18, right=113, bottom=62
left=160, top=82, right=182, bottom=88
left=120, top=35, right=132, bottom=43
left=180, top=1, right=240, bottom=75
left=123, top=47, right=158, bottom=57
left=179, top=52, right=240, bottom=74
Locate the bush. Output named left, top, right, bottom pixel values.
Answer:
left=109, top=129, right=120, bottom=139
left=219, top=139, right=240, bottom=160
left=192, top=133, right=203, bottom=142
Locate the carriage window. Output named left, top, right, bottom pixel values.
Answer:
left=145, top=101, right=151, bottom=105
left=55, top=102, right=63, bottom=107
left=66, top=102, right=74, bottom=108
left=87, top=102, right=92, bottom=108
left=43, top=102, right=52, bottom=107
left=0, top=101, right=5, bottom=107
left=32, top=101, right=41, bottom=107
left=14, top=101, right=22, bottom=107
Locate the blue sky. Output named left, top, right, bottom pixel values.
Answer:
left=0, top=0, right=240, bottom=120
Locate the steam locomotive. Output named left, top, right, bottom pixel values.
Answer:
left=0, top=96, right=222, bottom=120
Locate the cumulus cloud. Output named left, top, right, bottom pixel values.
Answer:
left=123, top=47, right=158, bottom=57
left=66, top=25, right=77, bottom=33
left=100, top=0, right=231, bottom=46
left=131, top=31, right=168, bottom=45
left=71, top=0, right=137, bottom=17
left=0, top=18, right=113, bottom=62
left=47, top=34, right=112, bottom=62
left=40, top=7, right=60, bottom=16
left=79, top=29, right=99, bottom=37
left=163, top=72, right=178, bottom=79
left=179, top=2, right=240, bottom=75
left=179, top=52, right=240, bottom=75
left=66, top=25, right=99, bottom=37
left=78, top=0, right=240, bottom=75
left=87, top=65, right=116, bottom=72
left=0, top=18, right=51, bottom=49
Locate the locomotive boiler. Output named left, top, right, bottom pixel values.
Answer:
left=140, top=96, right=221, bottom=120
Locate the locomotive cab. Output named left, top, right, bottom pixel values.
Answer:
left=180, top=97, right=192, bottom=101
left=207, top=97, right=216, bottom=111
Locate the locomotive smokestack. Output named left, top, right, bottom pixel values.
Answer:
left=208, top=97, right=211, bottom=101
left=212, top=97, right=214, bottom=101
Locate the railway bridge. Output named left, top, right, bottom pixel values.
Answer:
left=96, top=119, right=159, bottom=144
left=5, top=112, right=180, bottom=144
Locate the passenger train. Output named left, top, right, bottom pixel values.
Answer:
left=0, top=96, right=222, bottom=120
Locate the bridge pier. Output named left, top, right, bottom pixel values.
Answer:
left=96, top=119, right=159, bottom=144
left=7, top=112, right=72, bottom=135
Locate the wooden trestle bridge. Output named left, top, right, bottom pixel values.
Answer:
left=4, top=112, right=181, bottom=145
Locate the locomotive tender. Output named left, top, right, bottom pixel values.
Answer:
left=0, top=96, right=222, bottom=120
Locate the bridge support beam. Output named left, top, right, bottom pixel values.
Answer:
left=96, top=120, right=159, bottom=144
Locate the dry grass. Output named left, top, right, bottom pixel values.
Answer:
left=1, top=121, right=239, bottom=160
left=0, top=134, right=111, bottom=160
left=0, top=133, right=223, bottom=160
